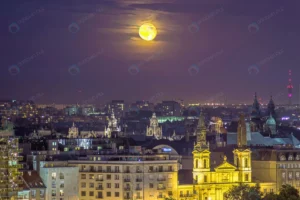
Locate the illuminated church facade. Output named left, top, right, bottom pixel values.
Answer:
left=146, top=112, right=163, bottom=139
left=177, top=112, right=276, bottom=200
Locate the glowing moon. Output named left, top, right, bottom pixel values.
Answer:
left=139, top=23, right=157, bottom=41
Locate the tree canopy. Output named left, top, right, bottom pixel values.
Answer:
left=225, top=184, right=300, bottom=200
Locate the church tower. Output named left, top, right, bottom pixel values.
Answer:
left=193, top=111, right=210, bottom=184
left=267, top=95, right=276, bottom=120
left=68, top=122, right=79, bottom=138
left=146, top=113, right=162, bottom=140
left=251, top=92, right=261, bottom=120
left=233, top=113, right=252, bottom=183
left=105, top=111, right=121, bottom=138
left=237, top=113, right=247, bottom=147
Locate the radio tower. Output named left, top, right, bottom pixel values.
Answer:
left=287, top=69, right=293, bottom=105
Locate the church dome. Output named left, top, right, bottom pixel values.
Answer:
left=266, top=114, right=276, bottom=126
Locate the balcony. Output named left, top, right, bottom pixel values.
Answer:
left=136, top=187, right=142, bottom=191
left=157, top=195, right=164, bottom=199
left=124, top=170, right=130, bottom=173
left=157, top=187, right=166, bottom=190
left=124, top=187, right=131, bottom=191
left=124, top=196, right=131, bottom=200
left=180, top=194, right=193, bottom=197
left=96, top=196, right=103, bottom=199
left=136, top=170, right=143, bottom=173
left=136, top=178, right=143, bottom=182
left=124, top=179, right=131, bottom=182
left=157, top=178, right=166, bottom=181
left=96, top=187, right=103, bottom=190
left=136, top=196, right=142, bottom=199
left=95, top=178, right=104, bottom=181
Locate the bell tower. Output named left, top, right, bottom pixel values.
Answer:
left=193, top=111, right=210, bottom=184
left=237, top=113, right=247, bottom=147
left=233, top=113, right=252, bottom=183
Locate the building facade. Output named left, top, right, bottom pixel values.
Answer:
left=0, top=137, right=23, bottom=200
left=252, top=148, right=300, bottom=193
left=177, top=113, right=276, bottom=200
left=39, top=161, right=79, bottom=200
left=68, top=155, right=179, bottom=200
left=146, top=113, right=163, bottom=140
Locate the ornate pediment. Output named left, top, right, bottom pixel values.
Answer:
left=192, top=149, right=210, bottom=154
left=214, top=161, right=237, bottom=172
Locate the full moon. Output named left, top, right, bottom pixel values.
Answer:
left=139, top=23, right=157, bottom=41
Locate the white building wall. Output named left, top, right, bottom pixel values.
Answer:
left=39, top=164, right=79, bottom=200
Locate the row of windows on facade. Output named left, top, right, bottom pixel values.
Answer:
left=279, top=154, right=300, bottom=161
left=278, top=163, right=300, bottom=168
left=195, top=158, right=249, bottom=168
left=178, top=188, right=274, bottom=197
left=282, top=181, right=300, bottom=187
left=80, top=182, right=172, bottom=189
left=18, top=190, right=44, bottom=198
left=51, top=189, right=64, bottom=196
left=51, top=172, right=64, bottom=180
left=195, top=174, right=250, bottom=183
left=80, top=173, right=173, bottom=180
left=82, top=191, right=173, bottom=198
left=282, top=171, right=300, bottom=180
left=52, top=182, right=64, bottom=188
left=80, top=165, right=174, bottom=172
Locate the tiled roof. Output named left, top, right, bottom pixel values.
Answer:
left=22, top=171, right=46, bottom=189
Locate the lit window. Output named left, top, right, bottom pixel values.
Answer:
left=52, top=173, right=57, bottom=180
left=204, top=160, right=207, bottom=168
left=296, top=172, right=300, bottom=180
left=244, top=158, right=248, bottom=168
left=288, top=172, right=293, bottom=180
left=282, top=172, right=286, bottom=179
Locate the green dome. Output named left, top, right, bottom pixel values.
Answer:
left=266, top=114, right=276, bottom=126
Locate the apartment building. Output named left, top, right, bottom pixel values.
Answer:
left=68, top=154, right=180, bottom=200
left=252, top=148, right=300, bottom=192
left=39, top=161, right=79, bottom=200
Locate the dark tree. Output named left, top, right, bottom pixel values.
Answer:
left=224, top=183, right=262, bottom=200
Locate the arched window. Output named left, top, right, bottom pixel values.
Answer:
left=204, top=159, right=207, bottom=168
left=244, top=158, right=248, bottom=168
left=195, top=159, right=198, bottom=168
left=204, top=175, right=207, bottom=183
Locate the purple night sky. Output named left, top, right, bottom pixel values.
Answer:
left=1, top=0, right=300, bottom=104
